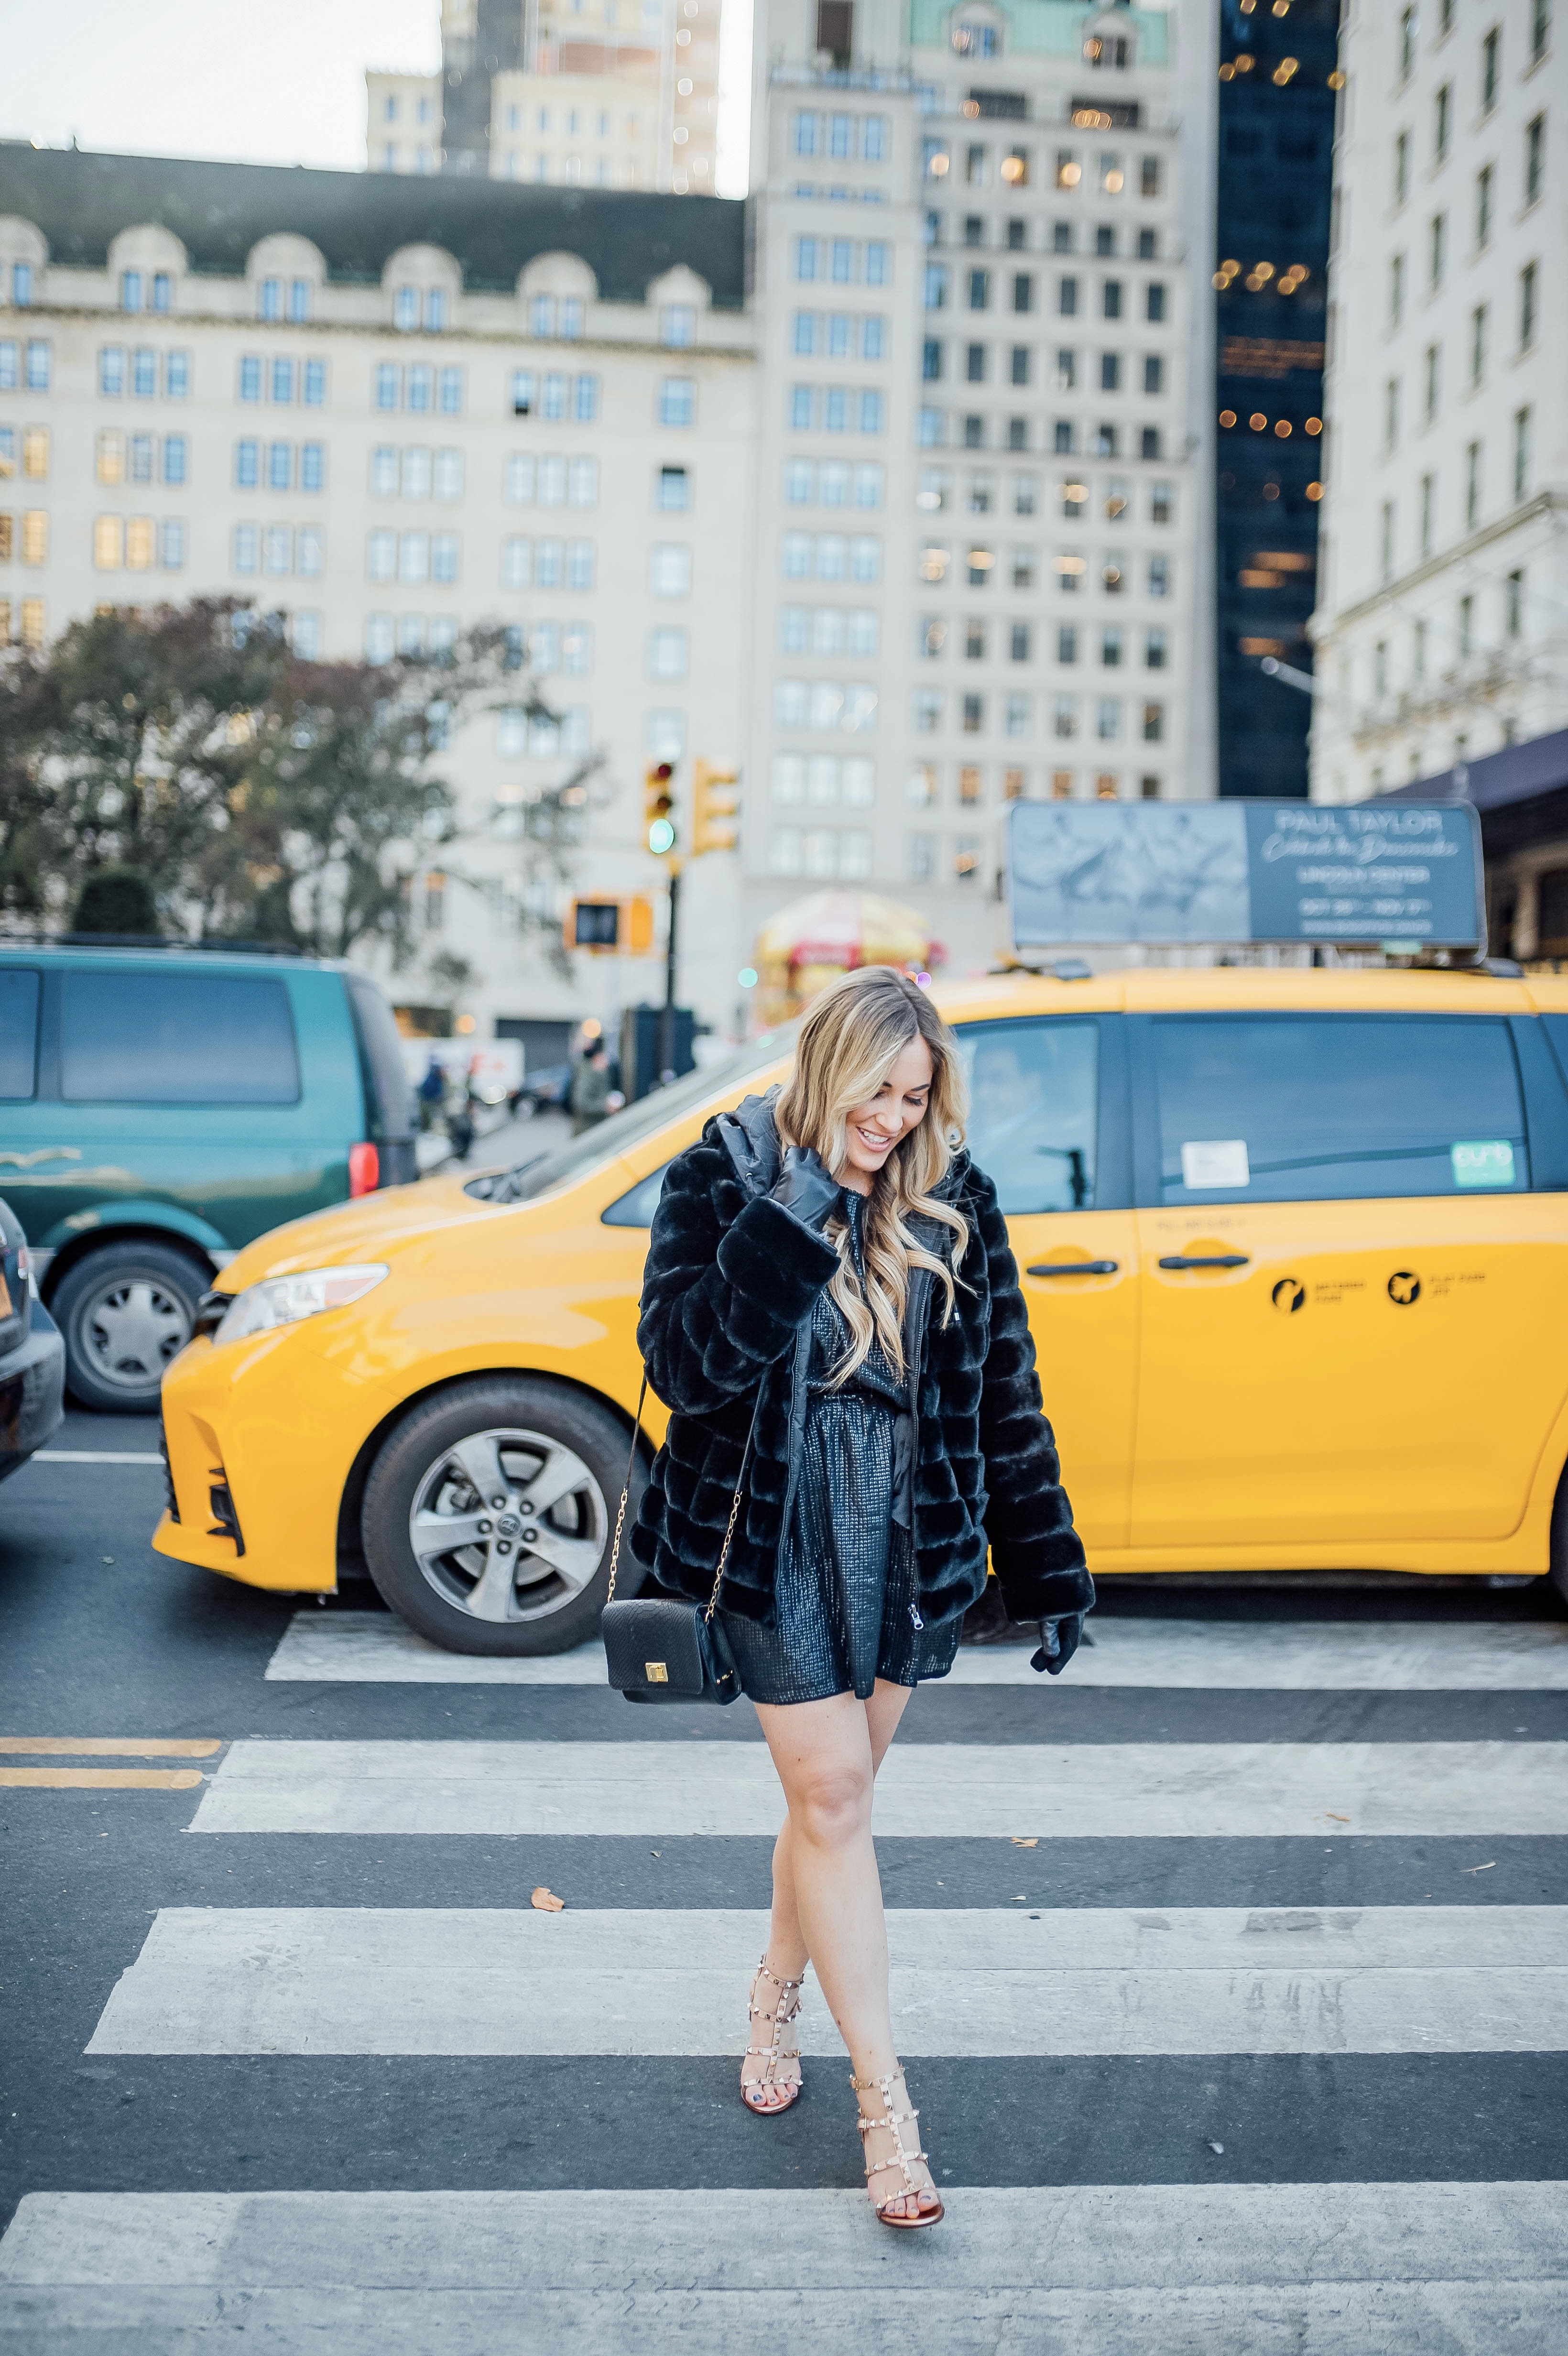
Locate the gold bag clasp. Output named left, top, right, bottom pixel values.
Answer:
left=644, top=1661, right=669, bottom=1683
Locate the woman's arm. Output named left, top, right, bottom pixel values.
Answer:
left=636, top=1135, right=840, bottom=1417
left=969, top=1167, right=1095, bottom=1623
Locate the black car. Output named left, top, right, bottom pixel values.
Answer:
left=0, top=1193, right=65, bottom=1479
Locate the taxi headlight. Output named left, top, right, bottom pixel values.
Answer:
left=213, top=1263, right=389, bottom=1346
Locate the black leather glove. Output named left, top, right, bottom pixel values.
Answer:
left=769, top=1143, right=843, bottom=1232
left=1031, top=1613, right=1085, bottom=1676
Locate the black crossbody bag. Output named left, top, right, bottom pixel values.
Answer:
left=599, top=1370, right=759, bottom=1706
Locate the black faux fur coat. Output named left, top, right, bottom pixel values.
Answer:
left=629, top=1091, right=1091, bottom=1632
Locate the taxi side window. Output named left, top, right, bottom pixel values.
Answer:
left=602, top=1162, right=670, bottom=1227
left=1152, top=1014, right=1528, bottom=1205
left=0, top=971, right=40, bottom=1099
left=956, top=1018, right=1098, bottom=1214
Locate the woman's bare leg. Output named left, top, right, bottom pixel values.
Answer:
left=743, top=1681, right=912, bottom=2110
left=750, top=1683, right=938, bottom=2218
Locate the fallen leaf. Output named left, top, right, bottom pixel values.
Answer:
left=1324, top=1812, right=1350, bottom=1822
left=1207, top=2140, right=1225, bottom=2156
left=1460, top=1861, right=1496, bottom=1875
left=531, top=1887, right=565, bottom=1912
left=1011, top=1837, right=1038, bottom=1848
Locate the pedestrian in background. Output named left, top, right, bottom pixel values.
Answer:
left=631, top=966, right=1091, bottom=2228
left=570, top=1043, right=612, bottom=1135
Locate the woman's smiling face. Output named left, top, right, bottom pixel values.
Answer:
left=837, top=1034, right=935, bottom=1193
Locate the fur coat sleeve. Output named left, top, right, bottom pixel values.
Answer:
left=966, top=1165, right=1094, bottom=1625
left=636, top=1132, right=840, bottom=1418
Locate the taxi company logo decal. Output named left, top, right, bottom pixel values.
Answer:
left=1387, top=1270, right=1422, bottom=1306
left=1272, top=1278, right=1306, bottom=1314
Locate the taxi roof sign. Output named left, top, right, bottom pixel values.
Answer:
left=1005, top=800, right=1485, bottom=954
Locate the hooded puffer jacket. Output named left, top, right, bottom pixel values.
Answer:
left=629, top=1090, right=1091, bottom=1632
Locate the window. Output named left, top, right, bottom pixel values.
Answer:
left=1151, top=1016, right=1527, bottom=1206
left=662, top=305, right=697, bottom=349
left=1101, top=627, right=1123, bottom=668
left=235, top=439, right=260, bottom=489
left=166, top=350, right=189, bottom=400
left=651, top=543, right=691, bottom=596
left=1470, top=303, right=1487, bottom=389
left=648, top=627, right=687, bottom=680
left=99, top=346, right=126, bottom=398
left=1100, top=353, right=1121, bottom=392
left=967, top=345, right=986, bottom=384
left=962, top=693, right=983, bottom=733
left=955, top=1018, right=1099, bottom=1214
left=1466, top=440, right=1481, bottom=530
left=1429, top=212, right=1446, bottom=291
left=163, top=434, right=187, bottom=487
left=1005, top=694, right=1031, bottom=737
left=1525, top=115, right=1545, bottom=207
left=1435, top=83, right=1451, bottom=163
left=11, top=262, right=33, bottom=308
left=61, top=972, right=300, bottom=1106
left=1142, top=701, right=1164, bottom=743
left=1519, top=261, right=1537, bottom=350
left=300, top=442, right=325, bottom=493
left=969, top=268, right=990, bottom=311
left=1476, top=164, right=1493, bottom=250
left=407, top=365, right=433, bottom=414
left=1058, top=275, right=1078, bottom=317
left=375, top=363, right=399, bottom=412
left=1011, top=623, right=1031, bottom=662
left=1507, top=569, right=1525, bottom=638
left=1514, top=405, right=1531, bottom=502
left=1395, top=129, right=1410, bottom=206
left=1143, top=355, right=1163, bottom=396
left=660, top=377, right=695, bottom=428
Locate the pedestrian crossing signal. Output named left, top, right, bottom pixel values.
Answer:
left=644, top=762, right=677, bottom=857
left=692, top=760, right=740, bottom=858
left=565, top=895, right=655, bottom=954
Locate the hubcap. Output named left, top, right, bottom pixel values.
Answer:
left=80, top=1276, right=192, bottom=1392
left=408, top=1425, right=607, bottom=1624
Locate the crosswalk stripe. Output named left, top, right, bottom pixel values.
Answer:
left=266, top=1609, right=1568, bottom=1689
left=3, top=2184, right=1565, bottom=2356
left=85, top=1904, right=1568, bottom=2059
left=190, top=1736, right=1568, bottom=1839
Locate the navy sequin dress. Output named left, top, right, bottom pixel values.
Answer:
left=720, top=1192, right=962, bottom=1704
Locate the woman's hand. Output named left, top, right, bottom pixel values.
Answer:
left=769, top=1144, right=843, bottom=1232
left=1030, top=1613, right=1085, bottom=1676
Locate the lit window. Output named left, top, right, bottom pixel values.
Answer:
left=91, top=516, right=122, bottom=570
left=96, top=430, right=124, bottom=486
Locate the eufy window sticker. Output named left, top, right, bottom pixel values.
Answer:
left=1451, top=1140, right=1515, bottom=1189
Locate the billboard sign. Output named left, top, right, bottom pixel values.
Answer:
left=1006, top=801, right=1484, bottom=951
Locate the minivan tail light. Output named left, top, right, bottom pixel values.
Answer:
left=349, top=1142, right=380, bottom=1197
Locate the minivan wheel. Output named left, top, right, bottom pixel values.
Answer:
left=51, top=1241, right=206, bottom=1413
left=361, top=1377, right=644, bottom=1656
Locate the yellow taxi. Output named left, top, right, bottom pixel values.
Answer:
left=155, top=964, right=1568, bottom=1649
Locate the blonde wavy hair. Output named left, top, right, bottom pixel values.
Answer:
left=775, top=966, right=969, bottom=1385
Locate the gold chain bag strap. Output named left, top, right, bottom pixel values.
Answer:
left=600, top=1369, right=758, bottom=1704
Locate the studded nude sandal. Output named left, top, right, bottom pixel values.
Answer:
left=740, top=1957, right=804, bottom=2115
left=852, top=2067, right=944, bottom=2228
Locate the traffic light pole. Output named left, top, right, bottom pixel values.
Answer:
left=660, top=863, right=680, bottom=1084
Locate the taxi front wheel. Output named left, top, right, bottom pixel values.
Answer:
left=361, top=1377, right=646, bottom=1656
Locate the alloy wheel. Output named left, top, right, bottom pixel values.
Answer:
left=407, top=1424, right=608, bottom=1625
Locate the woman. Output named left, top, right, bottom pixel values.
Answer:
left=630, top=967, right=1091, bottom=2228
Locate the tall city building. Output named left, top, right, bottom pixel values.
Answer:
left=739, top=0, right=1219, bottom=976
left=1308, top=0, right=1564, bottom=805
left=367, top=0, right=722, bottom=194
left=1212, top=0, right=1339, bottom=799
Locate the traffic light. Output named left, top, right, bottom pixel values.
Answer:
left=565, top=895, right=655, bottom=954
left=692, top=760, right=740, bottom=858
left=644, top=761, right=676, bottom=857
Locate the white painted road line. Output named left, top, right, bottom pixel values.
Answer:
left=2, top=2185, right=1565, bottom=2356
left=189, top=1736, right=1568, bottom=1839
left=86, top=1905, right=1568, bottom=2058
left=30, top=1451, right=163, bottom=1466
left=265, top=1609, right=1568, bottom=1689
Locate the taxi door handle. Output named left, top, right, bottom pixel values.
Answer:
left=1158, top=1253, right=1250, bottom=1270
left=1027, top=1260, right=1119, bottom=1277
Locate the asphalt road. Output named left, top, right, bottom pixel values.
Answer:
left=2, top=1414, right=1568, bottom=2351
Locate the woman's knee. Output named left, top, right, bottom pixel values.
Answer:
left=789, top=1757, right=873, bottom=1849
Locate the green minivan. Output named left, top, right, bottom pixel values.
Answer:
left=0, top=945, right=416, bottom=1411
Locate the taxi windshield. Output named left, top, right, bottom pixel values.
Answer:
left=468, top=1027, right=795, bottom=1205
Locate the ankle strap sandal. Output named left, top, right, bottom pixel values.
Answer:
left=741, top=1957, right=804, bottom=2116
left=851, top=2069, right=944, bottom=2228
